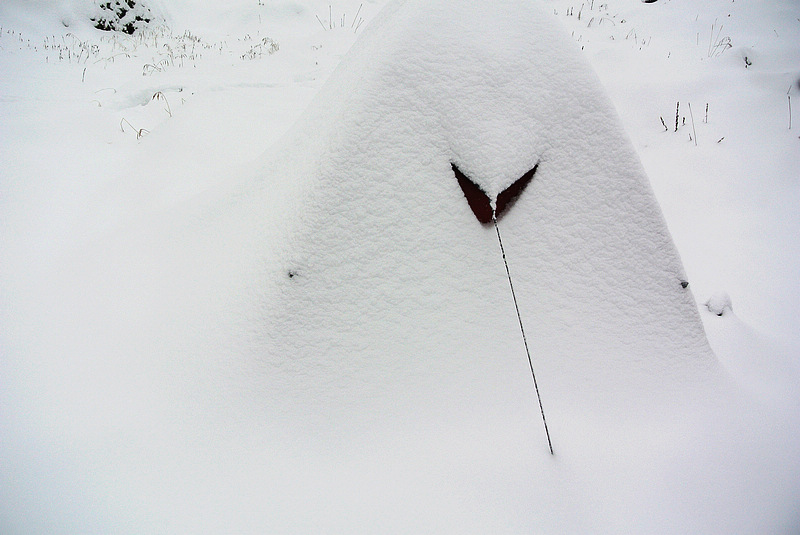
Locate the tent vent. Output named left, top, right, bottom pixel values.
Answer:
left=451, top=162, right=537, bottom=224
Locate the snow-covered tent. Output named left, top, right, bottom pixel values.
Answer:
left=198, top=0, right=729, bottom=528
left=249, top=0, right=718, bottom=422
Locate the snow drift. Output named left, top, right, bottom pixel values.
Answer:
left=3, top=0, right=798, bottom=533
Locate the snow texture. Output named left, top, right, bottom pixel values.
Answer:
left=1, top=0, right=799, bottom=533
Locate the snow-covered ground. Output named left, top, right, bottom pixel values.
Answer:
left=550, top=0, right=800, bottom=380
left=1, top=0, right=798, bottom=532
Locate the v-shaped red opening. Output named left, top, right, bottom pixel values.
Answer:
left=452, top=163, right=537, bottom=224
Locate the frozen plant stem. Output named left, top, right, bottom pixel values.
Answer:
left=675, top=101, right=680, bottom=132
left=120, top=118, right=148, bottom=139
left=351, top=3, right=363, bottom=28
left=493, top=211, right=554, bottom=456
left=153, top=91, right=171, bottom=117
left=688, top=102, right=697, bottom=146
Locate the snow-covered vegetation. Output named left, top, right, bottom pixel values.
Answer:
left=1, top=0, right=798, bottom=532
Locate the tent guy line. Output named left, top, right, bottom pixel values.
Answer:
left=493, top=210, right=554, bottom=456
left=451, top=161, right=552, bottom=454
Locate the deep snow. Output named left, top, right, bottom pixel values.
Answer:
left=1, top=0, right=798, bottom=533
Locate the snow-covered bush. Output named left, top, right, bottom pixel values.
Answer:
left=91, top=0, right=156, bottom=35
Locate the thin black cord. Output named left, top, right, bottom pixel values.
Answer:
left=493, top=213, right=554, bottom=455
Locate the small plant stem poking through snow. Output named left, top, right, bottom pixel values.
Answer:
left=675, top=101, right=680, bottom=132
left=660, top=116, right=668, bottom=131
left=119, top=118, right=148, bottom=139
left=788, top=89, right=793, bottom=130
left=688, top=102, right=697, bottom=146
left=493, top=212, right=554, bottom=456
left=351, top=3, right=363, bottom=28
left=153, top=91, right=171, bottom=117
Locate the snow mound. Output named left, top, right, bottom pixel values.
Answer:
left=706, top=291, right=733, bottom=316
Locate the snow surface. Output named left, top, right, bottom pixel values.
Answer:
left=1, top=0, right=798, bottom=533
